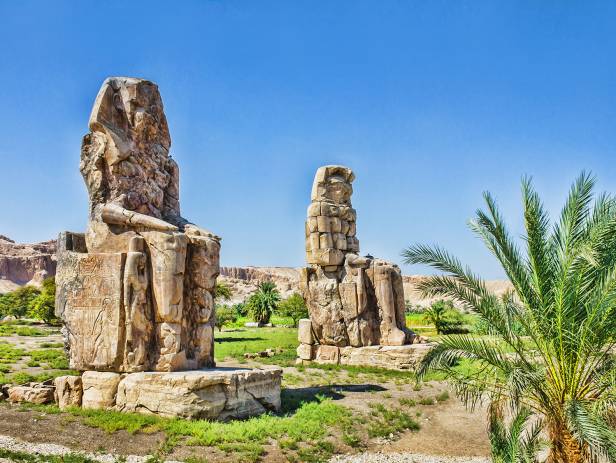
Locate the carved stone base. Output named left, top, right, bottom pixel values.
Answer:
left=79, top=367, right=282, bottom=420
left=296, top=343, right=433, bottom=370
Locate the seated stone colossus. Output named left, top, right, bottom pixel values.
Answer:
left=298, top=166, right=423, bottom=367
left=56, top=77, right=220, bottom=373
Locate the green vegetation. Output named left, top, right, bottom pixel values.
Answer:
left=404, top=173, right=616, bottom=463
left=215, top=326, right=298, bottom=364
left=366, top=403, right=420, bottom=438
left=0, top=448, right=97, bottom=463
left=422, top=300, right=465, bottom=335
left=489, top=406, right=543, bottom=463
left=0, top=278, right=58, bottom=324
left=214, top=304, right=238, bottom=331
left=246, top=281, right=280, bottom=325
left=275, top=292, right=308, bottom=327
left=214, top=282, right=233, bottom=301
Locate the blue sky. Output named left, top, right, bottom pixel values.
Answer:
left=1, top=1, right=616, bottom=278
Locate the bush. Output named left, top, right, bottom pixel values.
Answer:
left=214, top=304, right=238, bottom=331
left=27, top=278, right=58, bottom=324
left=233, top=302, right=248, bottom=317
left=423, top=300, right=465, bottom=334
left=275, top=293, right=308, bottom=327
left=0, top=285, right=41, bottom=318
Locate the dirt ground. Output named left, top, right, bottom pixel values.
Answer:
left=0, top=376, right=489, bottom=462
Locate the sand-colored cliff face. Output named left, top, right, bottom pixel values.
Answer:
left=0, top=235, right=57, bottom=293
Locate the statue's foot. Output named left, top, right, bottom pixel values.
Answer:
left=384, top=326, right=407, bottom=346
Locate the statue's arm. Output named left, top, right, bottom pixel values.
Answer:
left=101, top=203, right=178, bottom=231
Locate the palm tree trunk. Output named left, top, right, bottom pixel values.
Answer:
left=548, top=423, right=585, bottom=463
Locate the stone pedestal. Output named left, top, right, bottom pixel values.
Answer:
left=296, top=343, right=433, bottom=370
left=75, top=367, right=282, bottom=420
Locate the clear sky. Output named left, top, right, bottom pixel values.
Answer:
left=1, top=1, right=616, bottom=279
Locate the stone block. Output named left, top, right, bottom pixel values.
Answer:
left=82, top=371, right=122, bottom=409
left=115, top=367, right=282, bottom=420
left=297, top=319, right=314, bottom=344
left=317, top=216, right=331, bottom=233
left=337, top=344, right=434, bottom=370
left=8, top=384, right=54, bottom=405
left=314, top=345, right=340, bottom=364
left=54, top=376, right=83, bottom=409
left=297, top=343, right=314, bottom=360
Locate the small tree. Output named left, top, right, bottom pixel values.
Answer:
left=276, top=293, right=308, bottom=327
left=247, top=281, right=280, bottom=326
left=0, top=285, right=41, bottom=318
left=28, top=278, right=58, bottom=324
left=233, top=302, right=248, bottom=317
left=214, top=282, right=233, bottom=301
left=214, top=304, right=237, bottom=331
left=489, top=405, right=542, bottom=463
left=423, top=300, right=464, bottom=334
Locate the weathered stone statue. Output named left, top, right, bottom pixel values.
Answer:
left=298, top=166, right=427, bottom=369
left=56, top=77, right=220, bottom=373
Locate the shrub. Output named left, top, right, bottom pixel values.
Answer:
left=214, top=305, right=238, bottom=331
left=0, top=285, right=41, bottom=318
left=27, top=278, right=58, bottom=324
left=423, top=300, right=465, bottom=334
left=275, top=293, right=308, bottom=327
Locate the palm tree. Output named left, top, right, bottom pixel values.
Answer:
left=247, top=281, right=280, bottom=326
left=214, top=282, right=233, bottom=301
left=403, top=173, right=616, bottom=463
left=489, top=405, right=543, bottom=463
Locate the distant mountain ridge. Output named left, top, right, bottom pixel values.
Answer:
left=0, top=237, right=512, bottom=306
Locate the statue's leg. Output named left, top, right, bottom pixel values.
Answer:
left=374, top=265, right=407, bottom=346
left=141, top=231, right=188, bottom=371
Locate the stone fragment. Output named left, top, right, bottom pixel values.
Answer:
left=116, top=368, right=282, bottom=420
left=81, top=371, right=122, bottom=409
left=8, top=384, right=54, bottom=404
left=314, top=345, right=340, bottom=364
left=297, top=319, right=314, bottom=344
left=54, top=375, right=83, bottom=409
left=296, top=343, right=313, bottom=360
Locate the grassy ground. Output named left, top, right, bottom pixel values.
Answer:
left=0, top=318, right=490, bottom=462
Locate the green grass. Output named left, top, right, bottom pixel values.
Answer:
left=366, top=403, right=420, bottom=438
left=0, top=342, right=26, bottom=362
left=0, top=448, right=97, bottom=463
left=46, top=396, right=354, bottom=461
left=0, top=324, right=48, bottom=337
left=28, top=349, right=69, bottom=369
left=215, top=327, right=299, bottom=365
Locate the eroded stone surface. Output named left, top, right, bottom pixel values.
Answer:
left=8, top=384, right=55, bottom=404
left=115, top=367, right=282, bottom=420
left=56, top=77, right=220, bottom=372
left=300, top=166, right=416, bottom=350
left=54, top=376, right=83, bottom=410
left=82, top=371, right=121, bottom=409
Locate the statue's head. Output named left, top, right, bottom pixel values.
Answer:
left=311, top=165, right=354, bottom=205
left=88, top=77, right=171, bottom=166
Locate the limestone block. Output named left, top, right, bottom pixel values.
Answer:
left=297, top=343, right=314, bottom=360
left=307, top=202, right=321, bottom=217
left=337, top=344, right=433, bottom=370
left=8, top=384, right=54, bottom=404
left=116, top=368, right=282, bottom=420
left=298, top=319, right=314, bottom=344
left=341, top=220, right=350, bottom=234
left=54, top=376, right=83, bottom=409
left=319, top=233, right=334, bottom=249
left=309, top=233, right=320, bottom=251
left=82, top=371, right=122, bottom=409
left=314, top=345, right=340, bottom=364
left=335, top=233, right=347, bottom=250
left=317, top=216, right=331, bottom=233
left=308, top=217, right=318, bottom=233
left=330, top=217, right=342, bottom=233
left=58, top=252, right=125, bottom=371
left=321, top=203, right=339, bottom=217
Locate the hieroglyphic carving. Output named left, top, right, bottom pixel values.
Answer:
left=63, top=253, right=125, bottom=371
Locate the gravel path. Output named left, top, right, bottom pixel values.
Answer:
left=330, top=452, right=491, bottom=463
left=0, top=435, right=180, bottom=463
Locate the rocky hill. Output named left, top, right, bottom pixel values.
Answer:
left=0, top=236, right=512, bottom=306
left=219, top=266, right=512, bottom=307
left=0, top=235, right=57, bottom=293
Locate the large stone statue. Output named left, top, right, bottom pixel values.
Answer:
left=56, top=77, right=220, bottom=373
left=298, top=166, right=425, bottom=369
